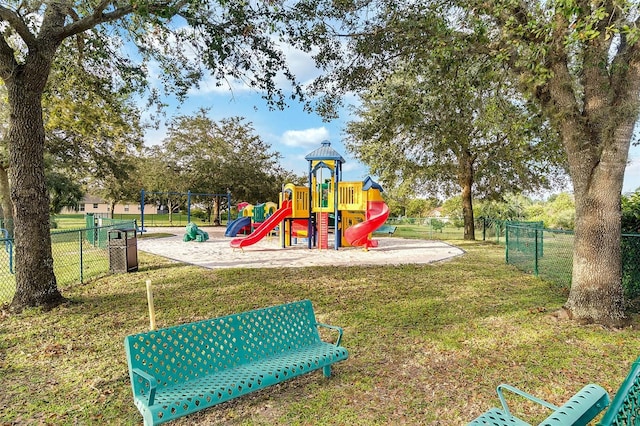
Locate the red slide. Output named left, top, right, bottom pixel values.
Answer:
left=230, top=200, right=292, bottom=249
left=344, top=201, right=390, bottom=248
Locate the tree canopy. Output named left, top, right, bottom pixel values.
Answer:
left=345, top=46, right=566, bottom=239
left=142, top=110, right=292, bottom=222
left=0, top=1, right=317, bottom=310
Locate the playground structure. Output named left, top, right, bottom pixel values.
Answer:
left=225, top=201, right=277, bottom=237
left=230, top=141, right=389, bottom=250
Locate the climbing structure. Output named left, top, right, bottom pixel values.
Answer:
left=279, top=141, right=389, bottom=250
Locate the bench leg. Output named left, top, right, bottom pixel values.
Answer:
left=323, top=365, right=332, bottom=378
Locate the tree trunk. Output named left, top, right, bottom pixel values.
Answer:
left=213, top=197, right=220, bottom=225
left=168, top=199, right=175, bottom=224
left=562, top=125, right=630, bottom=326
left=459, top=151, right=475, bottom=240
left=565, top=183, right=625, bottom=325
left=7, top=76, right=65, bottom=311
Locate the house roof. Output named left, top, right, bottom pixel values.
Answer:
left=82, top=194, right=105, bottom=204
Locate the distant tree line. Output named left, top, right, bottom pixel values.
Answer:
left=385, top=193, right=577, bottom=231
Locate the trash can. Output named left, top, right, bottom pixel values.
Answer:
left=108, top=229, right=138, bottom=273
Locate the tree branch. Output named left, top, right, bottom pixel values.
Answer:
left=0, top=35, right=17, bottom=80
left=60, top=3, right=134, bottom=39
left=610, top=34, right=640, bottom=116
left=60, top=0, right=190, bottom=39
left=0, top=5, right=37, bottom=48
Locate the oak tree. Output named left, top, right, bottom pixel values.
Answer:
left=302, top=0, right=638, bottom=325
left=455, top=0, right=640, bottom=325
left=0, top=1, right=307, bottom=310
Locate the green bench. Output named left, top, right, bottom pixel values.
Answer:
left=374, top=225, right=397, bottom=235
left=468, top=356, right=640, bottom=425
left=124, top=300, right=349, bottom=425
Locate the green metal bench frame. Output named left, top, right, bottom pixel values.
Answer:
left=469, top=383, right=609, bottom=426
left=124, top=300, right=349, bottom=425
left=468, top=383, right=609, bottom=426
left=597, top=357, right=640, bottom=425
left=469, top=355, right=640, bottom=426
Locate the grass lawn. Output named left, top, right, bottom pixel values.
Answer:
left=1, top=240, right=639, bottom=425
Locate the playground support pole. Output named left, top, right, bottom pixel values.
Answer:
left=308, top=163, right=313, bottom=250
left=187, top=190, right=191, bottom=223
left=334, top=162, right=340, bottom=250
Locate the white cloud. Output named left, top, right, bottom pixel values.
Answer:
left=278, top=44, right=321, bottom=87
left=281, top=127, right=330, bottom=147
left=143, top=124, right=167, bottom=146
left=342, top=161, right=362, bottom=173
left=188, top=36, right=322, bottom=97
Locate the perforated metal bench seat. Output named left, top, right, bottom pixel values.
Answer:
left=469, top=408, right=530, bottom=425
left=468, top=383, right=610, bottom=426
left=124, top=300, right=349, bottom=425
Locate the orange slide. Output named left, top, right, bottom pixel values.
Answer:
left=344, top=201, right=390, bottom=249
left=230, top=200, right=292, bottom=249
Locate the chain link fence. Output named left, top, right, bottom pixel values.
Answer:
left=505, top=225, right=573, bottom=290
left=386, top=216, right=491, bottom=240
left=505, top=224, right=640, bottom=297
left=393, top=216, right=640, bottom=296
left=0, top=220, right=136, bottom=305
left=384, top=216, right=527, bottom=242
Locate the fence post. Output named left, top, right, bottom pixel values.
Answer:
left=8, top=239, right=13, bottom=274
left=505, top=224, right=509, bottom=263
left=482, top=217, right=486, bottom=241
left=79, top=230, right=84, bottom=283
left=534, top=229, right=539, bottom=276
left=140, top=189, right=145, bottom=232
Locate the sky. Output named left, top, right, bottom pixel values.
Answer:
left=140, top=42, right=640, bottom=198
left=143, top=89, right=368, bottom=183
left=141, top=40, right=372, bottom=185
left=624, top=149, right=640, bottom=194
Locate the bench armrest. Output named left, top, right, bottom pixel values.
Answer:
left=131, top=368, right=157, bottom=406
left=316, top=323, right=344, bottom=346
left=496, top=383, right=559, bottom=417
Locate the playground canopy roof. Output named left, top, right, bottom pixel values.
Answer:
left=363, top=176, right=384, bottom=192
left=305, top=141, right=345, bottom=163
